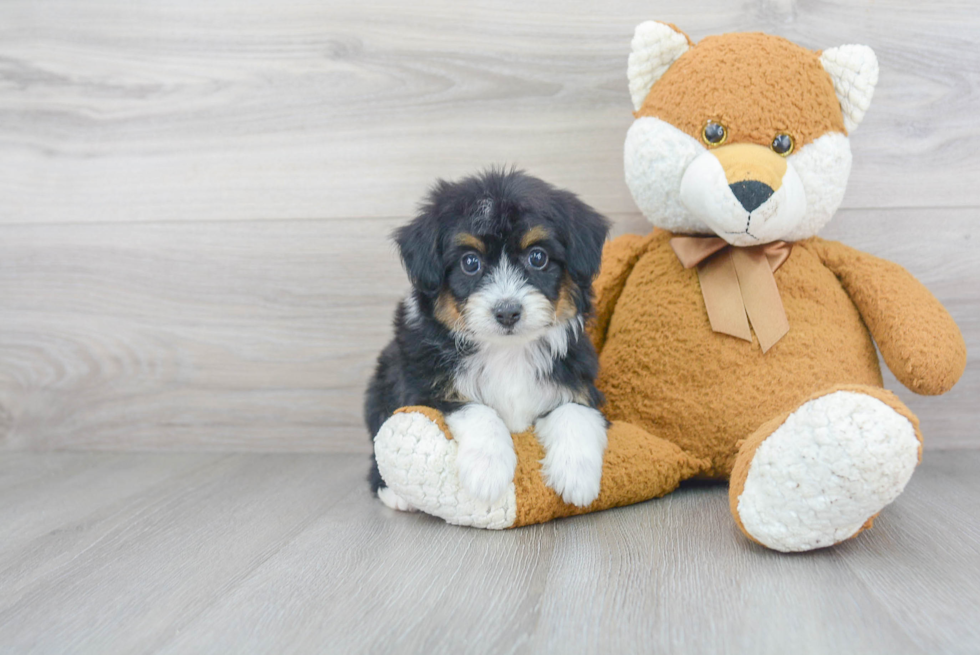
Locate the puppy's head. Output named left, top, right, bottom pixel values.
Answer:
left=395, top=169, right=609, bottom=344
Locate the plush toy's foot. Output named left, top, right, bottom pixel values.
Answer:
left=374, top=408, right=518, bottom=529
left=374, top=406, right=707, bottom=529
left=729, top=385, right=922, bottom=552
left=376, top=486, right=417, bottom=512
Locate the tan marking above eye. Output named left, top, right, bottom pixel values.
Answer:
left=454, top=233, right=486, bottom=253
left=521, top=225, right=552, bottom=250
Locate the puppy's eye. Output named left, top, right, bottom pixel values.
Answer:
left=771, top=133, right=794, bottom=156
left=526, top=247, right=548, bottom=270
left=702, top=121, right=727, bottom=146
left=460, top=252, right=482, bottom=275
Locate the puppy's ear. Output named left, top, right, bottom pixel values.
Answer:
left=394, top=187, right=447, bottom=296
left=554, top=192, right=610, bottom=287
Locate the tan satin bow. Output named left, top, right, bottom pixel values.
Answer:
left=670, top=236, right=793, bottom=353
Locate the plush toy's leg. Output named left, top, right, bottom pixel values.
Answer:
left=376, top=486, right=417, bottom=513
left=729, top=384, right=922, bottom=552
left=374, top=406, right=707, bottom=529
left=374, top=407, right=517, bottom=529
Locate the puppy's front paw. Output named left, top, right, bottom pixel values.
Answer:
left=541, top=445, right=603, bottom=507
left=456, top=440, right=517, bottom=504
left=536, top=404, right=607, bottom=507
left=446, top=404, right=517, bottom=504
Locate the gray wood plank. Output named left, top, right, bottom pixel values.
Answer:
left=1, top=208, right=976, bottom=452
left=837, top=453, right=980, bottom=653
left=0, top=452, right=228, bottom=607
left=1, top=451, right=976, bottom=654
left=0, top=0, right=978, bottom=225
left=0, top=217, right=406, bottom=452
left=0, top=450, right=112, bottom=491
left=0, top=453, right=360, bottom=653
left=522, top=491, right=921, bottom=655
left=0, top=452, right=224, bottom=555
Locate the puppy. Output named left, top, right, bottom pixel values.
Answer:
left=365, top=169, right=610, bottom=511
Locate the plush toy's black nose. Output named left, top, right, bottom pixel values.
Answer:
left=730, top=180, right=774, bottom=213
left=493, top=301, right=522, bottom=328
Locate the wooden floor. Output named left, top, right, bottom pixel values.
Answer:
left=1, top=450, right=978, bottom=654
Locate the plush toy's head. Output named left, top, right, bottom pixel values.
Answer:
left=624, top=23, right=878, bottom=245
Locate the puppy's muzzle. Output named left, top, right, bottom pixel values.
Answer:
left=493, top=300, right=522, bottom=328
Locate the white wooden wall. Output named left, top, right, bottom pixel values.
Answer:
left=1, top=0, right=977, bottom=452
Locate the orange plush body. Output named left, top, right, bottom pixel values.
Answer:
left=593, top=231, right=964, bottom=479
left=373, top=24, right=966, bottom=551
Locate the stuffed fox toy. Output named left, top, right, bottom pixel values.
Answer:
left=372, top=22, right=967, bottom=551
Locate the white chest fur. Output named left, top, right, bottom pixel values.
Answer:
left=453, top=330, right=575, bottom=433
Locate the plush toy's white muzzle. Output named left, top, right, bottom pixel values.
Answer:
left=679, top=144, right=806, bottom=246
left=624, top=117, right=853, bottom=242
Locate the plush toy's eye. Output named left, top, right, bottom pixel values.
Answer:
left=702, top=121, right=727, bottom=146
left=771, top=133, right=795, bottom=156
left=526, top=247, right=549, bottom=270
left=460, top=252, right=482, bottom=275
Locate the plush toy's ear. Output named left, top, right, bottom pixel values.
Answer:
left=628, top=21, right=691, bottom=112
left=820, top=45, right=879, bottom=133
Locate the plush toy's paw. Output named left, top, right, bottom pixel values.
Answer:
left=373, top=409, right=517, bottom=529
left=446, top=404, right=517, bottom=504
left=733, top=390, right=919, bottom=552
left=376, top=486, right=417, bottom=512
left=535, top=404, right=608, bottom=507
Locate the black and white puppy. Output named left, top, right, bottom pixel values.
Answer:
left=365, top=169, right=610, bottom=511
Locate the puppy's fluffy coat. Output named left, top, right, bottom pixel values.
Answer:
left=365, top=169, right=610, bottom=510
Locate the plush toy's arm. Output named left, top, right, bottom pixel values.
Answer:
left=807, top=237, right=966, bottom=395
left=589, top=231, right=655, bottom=353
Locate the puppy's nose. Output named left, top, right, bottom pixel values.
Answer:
left=493, top=301, right=522, bottom=328
left=729, top=180, right=774, bottom=213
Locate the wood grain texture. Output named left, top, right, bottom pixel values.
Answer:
left=0, top=0, right=978, bottom=225
left=0, top=0, right=977, bottom=452
left=0, top=217, right=406, bottom=452
left=1, top=208, right=976, bottom=452
left=0, top=451, right=978, bottom=654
